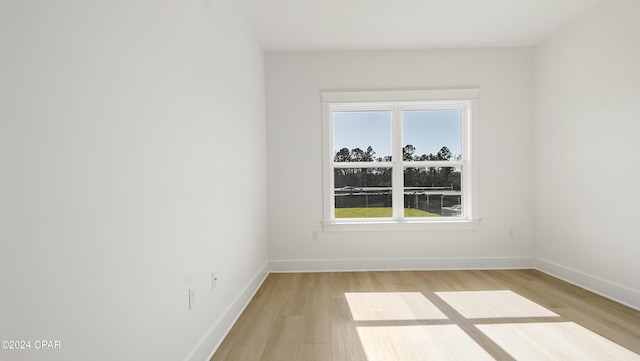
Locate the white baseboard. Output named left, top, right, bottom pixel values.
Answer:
left=535, top=258, right=640, bottom=311
left=184, top=261, right=270, bottom=361
left=270, top=257, right=536, bottom=273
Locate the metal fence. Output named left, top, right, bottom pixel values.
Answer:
left=335, top=191, right=461, bottom=216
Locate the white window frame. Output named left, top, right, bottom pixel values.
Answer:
left=321, top=89, right=481, bottom=232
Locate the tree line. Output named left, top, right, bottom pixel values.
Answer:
left=334, top=145, right=460, bottom=162
left=334, top=145, right=461, bottom=189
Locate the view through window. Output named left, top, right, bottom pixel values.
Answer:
left=329, top=103, right=469, bottom=222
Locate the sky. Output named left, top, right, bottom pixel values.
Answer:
left=333, top=109, right=461, bottom=160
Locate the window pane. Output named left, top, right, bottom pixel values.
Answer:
left=334, top=167, right=392, bottom=218
left=404, top=166, right=462, bottom=217
left=402, top=110, right=461, bottom=161
left=334, top=111, right=392, bottom=162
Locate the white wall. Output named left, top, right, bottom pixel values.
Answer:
left=534, top=0, right=640, bottom=308
left=0, top=1, right=268, bottom=360
left=266, top=49, right=536, bottom=271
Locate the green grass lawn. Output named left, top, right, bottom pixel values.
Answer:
left=335, top=207, right=439, bottom=218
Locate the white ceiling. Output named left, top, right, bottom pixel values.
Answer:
left=239, top=0, right=603, bottom=51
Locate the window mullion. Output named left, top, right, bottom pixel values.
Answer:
left=333, top=162, right=393, bottom=168
left=407, top=161, right=465, bottom=168
left=392, top=107, right=404, bottom=221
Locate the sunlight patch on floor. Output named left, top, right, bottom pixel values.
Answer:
left=345, top=292, right=448, bottom=321
left=435, top=290, right=559, bottom=319
left=346, top=290, right=640, bottom=361
left=357, top=325, right=495, bottom=361
left=477, top=322, right=640, bottom=361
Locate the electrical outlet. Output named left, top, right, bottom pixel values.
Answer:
left=189, top=286, right=196, bottom=310
left=312, top=231, right=319, bottom=240
left=211, top=271, right=218, bottom=290
left=508, top=228, right=515, bottom=238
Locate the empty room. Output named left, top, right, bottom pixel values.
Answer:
left=2, top=0, right=639, bottom=360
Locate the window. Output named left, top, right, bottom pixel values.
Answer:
left=321, top=90, right=479, bottom=231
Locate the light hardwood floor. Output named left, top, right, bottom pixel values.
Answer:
left=210, top=270, right=640, bottom=361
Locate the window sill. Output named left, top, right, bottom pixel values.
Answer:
left=322, top=219, right=481, bottom=232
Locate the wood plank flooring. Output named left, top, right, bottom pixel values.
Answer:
left=210, top=270, right=640, bottom=361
